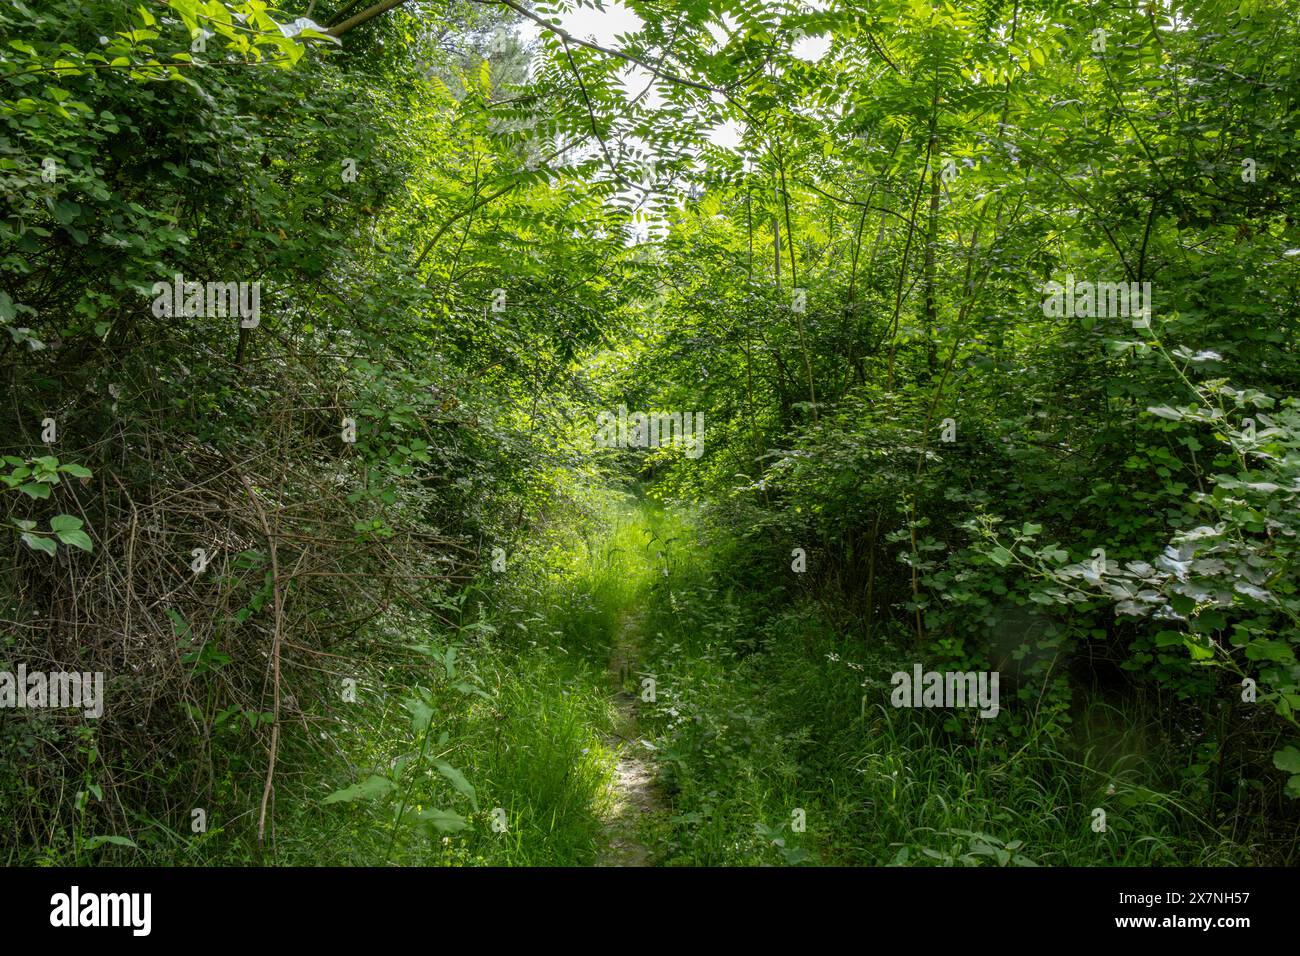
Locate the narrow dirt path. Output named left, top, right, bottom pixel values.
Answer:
left=595, top=620, right=662, bottom=867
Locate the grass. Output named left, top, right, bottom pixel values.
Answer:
left=268, top=489, right=668, bottom=866
left=622, top=496, right=1262, bottom=867
left=9, top=487, right=1267, bottom=866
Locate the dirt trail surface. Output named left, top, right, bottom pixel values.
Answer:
left=596, top=635, right=661, bottom=866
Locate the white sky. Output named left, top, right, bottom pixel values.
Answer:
left=515, top=2, right=832, bottom=150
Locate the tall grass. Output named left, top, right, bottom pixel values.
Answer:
left=628, top=499, right=1262, bottom=867
left=272, top=489, right=669, bottom=866
left=47, top=489, right=1261, bottom=866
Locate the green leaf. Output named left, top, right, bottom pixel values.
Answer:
left=323, top=775, right=396, bottom=804
left=408, top=697, right=434, bottom=733
left=416, top=808, right=468, bottom=832
left=1146, top=406, right=1182, bottom=421
left=1274, top=746, right=1300, bottom=774
left=18, top=482, right=50, bottom=499
left=56, top=529, right=93, bottom=552
left=83, top=835, right=138, bottom=850
left=435, top=761, right=479, bottom=811
left=20, top=533, right=56, bottom=556
left=49, top=514, right=83, bottom=533
left=165, top=607, right=192, bottom=640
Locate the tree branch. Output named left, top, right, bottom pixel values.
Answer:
left=474, top=0, right=719, bottom=95
left=326, top=0, right=412, bottom=37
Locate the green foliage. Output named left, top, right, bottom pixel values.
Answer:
left=3, top=0, right=1298, bottom=867
left=3, top=455, right=93, bottom=554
